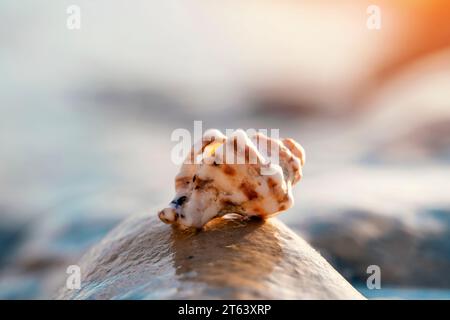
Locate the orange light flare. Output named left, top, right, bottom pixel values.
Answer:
left=196, top=0, right=450, bottom=113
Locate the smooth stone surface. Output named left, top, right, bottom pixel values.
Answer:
left=296, top=208, right=450, bottom=288
left=57, top=213, right=364, bottom=299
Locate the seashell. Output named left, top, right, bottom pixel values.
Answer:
left=158, top=129, right=305, bottom=228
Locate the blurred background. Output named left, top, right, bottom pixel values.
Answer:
left=1, top=0, right=450, bottom=299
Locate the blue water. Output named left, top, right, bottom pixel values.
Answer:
left=356, top=285, right=450, bottom=300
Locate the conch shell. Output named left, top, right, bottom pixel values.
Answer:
left=158, top=129, right=305, bottom=228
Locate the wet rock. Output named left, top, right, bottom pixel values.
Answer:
left=57, top=213, right=364, bottom=300
left=296, top=208, right=450, bottom=288
left=0, top=195, right=126, bottom=299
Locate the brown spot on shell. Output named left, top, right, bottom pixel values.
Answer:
left=175, top=176, right=191, bottom=189
left=195, top=177, right=213, bottom=190
left=244, top=145, right=251, bottom=164
left=283, top=138, right=305, bottom=166
left=239, top=182, right=258, bottom=200
left=280, top=193, right=290, bottom=203
left=221, top=199, right=237, bottom=206
left=222, top=165, right=236, bottom=176
left=273, top=188, right=291, bottom=204
left=267, top=178, right=278, bottom=189
left=252, top=206, right=267, bottom=217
